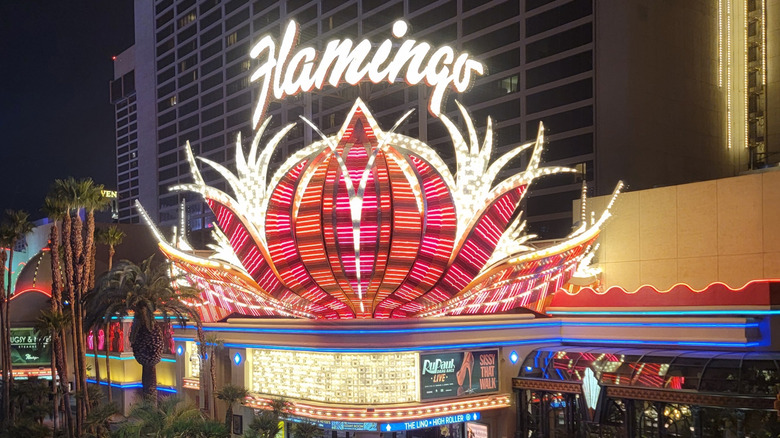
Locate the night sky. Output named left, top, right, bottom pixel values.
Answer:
left=0, top=1, right=134, bottom=219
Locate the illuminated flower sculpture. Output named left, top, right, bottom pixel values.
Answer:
left=138, top=99, right=619, bottom=321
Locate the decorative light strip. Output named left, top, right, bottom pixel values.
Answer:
left=726, top=0, right=733, bottom=149
left=244, top=394, right=510, bottom=422
left=12, top=368, right=52, bottom=377
left=549, top=309, right=780, bottom=316
left=744, top=0, right=749, bottom=149
left=761, top=0, right=766, bottom=84
left=562, top=321, right=759, bottom=329
left=175, top=324, right=762, bottom=352
left=9, top=288, right=51, bottom=300
left=174, top=321, right=561, bottom=334
left=718, top=0, right=723, bottom=87
left=171, top=338, right=561, bottom=353
left=176, top=319, right=759, bottom=335
left=88, top=353, right=176, bottom=362
left=183, top=378, right=200, bottom=390
left=561, top=338, right=761, bottom=348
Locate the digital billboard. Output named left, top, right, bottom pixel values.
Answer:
left=420, top=350, right=498, bottom=400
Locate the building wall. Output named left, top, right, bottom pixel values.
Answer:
left=594, top=0, right=734, bottom=195
left=133, top=1, right=160, bottom=224
left=112, top=47, right=141, bottom=223
left=579, top=169, right=780, bottom=291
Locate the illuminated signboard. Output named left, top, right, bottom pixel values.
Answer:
left=249, top=19, right=485, bottom=125
left=143, top=13, right=616, bottom=322
left=330, top=421, right=378, bottom=431
left=381, top=412, right=481, bottom=432
left=466, top=422, right=488, bottom=438
left=287, top=416, right=377, bottom=431
left=420, top=350, right=498, bottom=400
left=11, top=328, right=50, bottom=366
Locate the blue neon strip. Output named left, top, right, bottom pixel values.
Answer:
left=173, top=319, right=759, bottom=337
left=87, top=379, right=178, bottom=393
left=89, top=354, right=133, bottom=360
left=215, top=338, right=561, bottom=353
left=549, top=310, right=780, bottom=316
left=87, top=379, right=141, bottom=389
left=563, top=322, right=760, bottom=329
left=561, top=338, right=762, bottom=348
left=168, top=336, right=762, bottom=352
left=173, top=321, right=561, bottom=335
left=88, top=354, right=177, bottom=363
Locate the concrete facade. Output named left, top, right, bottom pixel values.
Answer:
left=579, top=168, right=780, bottom=291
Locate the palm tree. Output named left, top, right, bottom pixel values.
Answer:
left=83, top=383, right=118, bottom=438
left=292, top=422, right=322, bottom=438
left=42, top=192, right=75, bottom=438
left=245, top=399, right=290, bottom=438
left=35, top=309, right=73, bottom=437
left=50, top=178, right=84, bottom=431
left=95, top=225, right=125, bottom=402
left=0, top=209, right=34, bottom=424
left=96, top=226, right=125, bottom=271
left=88, top=256, right=202, bottom=403
left=49, top=177, right=109, bottom=430
left=73, top=179, right=109, bottom=421
left=215, top=384, right=249, bottom=429
left=114, top=397, right=228, bottom=438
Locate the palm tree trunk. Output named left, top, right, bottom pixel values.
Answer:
left=77, top=308, right=88, bottom=418
left=141, top=364, right=157, bottom=401
left=5, top=248, right=14, bottom=423
left=225, top=403, right=233, bottom=430
left=92, top=329, right=101, bottom=388
left=60, top=212, right=77, bottom=437
left=0, top=249, right=6, bottom=427
left=210, top=354, right=217, bottom=419
left=108, top=247, right=115, bottom=271
left=49, top=223, right=73, bottom=438
left=49, top=224, right=61, bottom=435
left=104, top=322, right=112, bottom=403
left=51, top=338, right=58, bottom=434
left=71, top=210, right=89, bottom=429
left=196, top=326, right=206, bottom=413
left=68, top=211, right=83, bottom=434
left=57, top=330, right=74, bottom=438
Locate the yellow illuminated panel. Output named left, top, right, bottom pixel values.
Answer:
left=249, top=349, right=418, bottom=404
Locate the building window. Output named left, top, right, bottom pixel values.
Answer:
left=178, top=12, right=196, bottom=28
left=499, top=75, right=519, bottom=94
left=226, top=32, right=238, bottom=46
